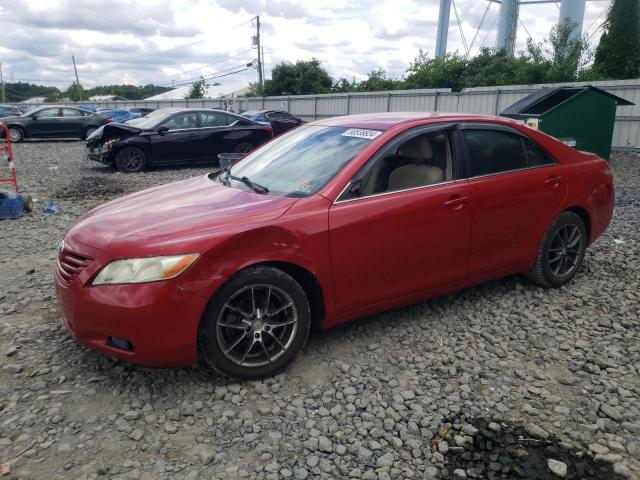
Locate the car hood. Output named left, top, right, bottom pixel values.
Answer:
left=69, top=174, right=297, bottom=255
left=86, top=123, right=144, bottom=146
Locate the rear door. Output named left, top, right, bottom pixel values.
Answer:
left=60, top=108, right=87, bottom=137
left=29, top=108, right=62, bottom=137
left=461, top=124, right=567, bottom=273
left=329, top=125, right=472, bottom=313
left=149, top=111, right=202, bottom=165
left=199, top=111, right=235, bottom=162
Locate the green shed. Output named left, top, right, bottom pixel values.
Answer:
left=500, top=86, right=633, bottom=160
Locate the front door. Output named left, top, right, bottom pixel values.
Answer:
left=150, top=111, right=202, bottom=165
left=28, top=108, right=62, bottom=137
left=460, top=125, right=568, bottom=273
left=329, top=126, right=472, bottom=313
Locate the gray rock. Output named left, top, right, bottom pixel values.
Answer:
left=547, top=459, right=567, bottom=478
left=377, top=452, right=394, bottom=468
left=599, top=404, right=623, bottom=422
left=525, top=423, right=550, bottom=440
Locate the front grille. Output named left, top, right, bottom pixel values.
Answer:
left=57, top=250, right=93, bottom=284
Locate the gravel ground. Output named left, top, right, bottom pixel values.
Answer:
left=1, top=141, right=639, bottom=480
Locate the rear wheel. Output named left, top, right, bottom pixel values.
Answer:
left=83, top=126, right=98, bottom=140
left=198, top=266, right=311, bottom=379
left=8, top=126, right=24, bottom=143
left=233, top=142, right=253, bottom=154
left=115, top=147, right=147, bottom=173
left=525, top=211, right=587, bottom=288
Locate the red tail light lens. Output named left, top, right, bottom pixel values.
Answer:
left=104, top=116, right=112, bottom=123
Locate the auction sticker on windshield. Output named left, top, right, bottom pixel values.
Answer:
left=341, top=128, right=382, bottom=139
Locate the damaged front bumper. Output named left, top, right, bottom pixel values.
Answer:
left=86, top=140, right=115, bottom=164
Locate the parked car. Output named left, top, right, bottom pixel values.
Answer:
left=56, top=112, right=614, bottom=379
left=0, top=106, right=109, bottom=142
left=241, top=110, right=304, bottom=136
left=85, top=108, right=273, bottom=172
left=93, top=108, right=141, bottom=124
left=0, top=104, right=22, bottom=117
left=124, top=107, right=156, bottom=117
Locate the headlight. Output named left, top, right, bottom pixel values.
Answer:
left=92, top=254, right=199, bottom=285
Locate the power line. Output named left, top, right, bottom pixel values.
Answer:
left=468, top=2, right=493, bottom=56
left=479, top=12, right=499, bottom=50
left=169, top=63, right=254, bottom=87
left=155, top=48, right=255, bottom=82
left=452, top=0, right=469, bottom=57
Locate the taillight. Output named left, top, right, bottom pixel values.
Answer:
left=104, top=116, right=112, bottom=123
left=266, top=127, right=273, bottom=136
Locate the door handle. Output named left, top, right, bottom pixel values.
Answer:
left=190, top=133, right=198, bottom=138
left=545, top=175, right=564, bottom=186
left=443, top=195, right=470, bottom=208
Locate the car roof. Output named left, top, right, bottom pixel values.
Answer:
left=308, top=112, right=518, bottom=131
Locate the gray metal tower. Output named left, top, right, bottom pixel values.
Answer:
left=435, top=0, right=590, bottom=59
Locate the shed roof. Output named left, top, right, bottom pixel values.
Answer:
left=501, top=85, right=633, bottom=116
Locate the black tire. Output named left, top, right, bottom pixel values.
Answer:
left=525, top=211, right=587, bottom=288
left=22, top=194, right=33, bottom=213
left=115, top=147, right=147, bottom=173
left=233, top=142, right=253, bottom=154
left=8, top=126, right=25, bottom=143
left=198, top=266, right=311, bottom=380
left=83, top=126, right=98, bottom=140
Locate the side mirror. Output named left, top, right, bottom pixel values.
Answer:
left=157, top=125, right=169, bottom=134
left=31, top=115, right=38, bottom=121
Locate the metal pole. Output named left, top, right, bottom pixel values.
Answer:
left=559, top=0, right=586, bottom=43
left=256, top=16, right=263, bottom=92
left=496, top=0, right=519, bottom=57
left=435, top=0, right=452, bottom=59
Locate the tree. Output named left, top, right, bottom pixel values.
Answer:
left=264, top=59, right=332, bottom=96
left=593, top=0, right=640, bottom=79
left=185, top=76, right=208, bottom=99
left=404, top=51, right=468, bottom=91
left=66, top=83, right=85, bottom=101
left=547, top=20, right=593, bottom=81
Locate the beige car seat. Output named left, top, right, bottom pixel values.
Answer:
left=388, top=164, right=444, bottom=191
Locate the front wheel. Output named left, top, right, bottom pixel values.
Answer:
left=525, top=211, right=587, bottom=288
left=198, top=266, right=311, bottom=379
left=115, top=147, right=147, bottom=173
left=8, top=127, right=24, bottom=143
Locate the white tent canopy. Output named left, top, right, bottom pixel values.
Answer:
left=145, top=83, right=249, bottom=101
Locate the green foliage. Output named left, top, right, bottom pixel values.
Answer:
left=405, top=51, right=468, bottom=91
left=264, top=59, right=332, bottom=96
left=185, top=76, right=208, bottom=99
left=84, top=84, right=172, bottom=100
left=593, top=0, right=640, bottom=79
left=3, top=82, right=59, bottom=102
left=66, top=83, right=85, bottom=101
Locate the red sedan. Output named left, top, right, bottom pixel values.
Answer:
left=55, top=113, right=614, bottom=379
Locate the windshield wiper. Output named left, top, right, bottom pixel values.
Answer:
left=219, top=168, right=269, bottom=194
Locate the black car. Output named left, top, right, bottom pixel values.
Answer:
left=86, top=108, right=273, bottom=173
left=241, top=110, right=304, bottom=136
left=0, top=106, right=108, bottom=142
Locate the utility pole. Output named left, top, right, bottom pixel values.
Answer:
left=71, top=54, right=81, bottom=88
left=254, top=16, right=263, bottom=92
left=0, top=62, right=5, bottom=103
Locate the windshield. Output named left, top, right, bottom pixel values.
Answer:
left=225, top=125, right=378, bottom=197
left=242, top=111, right=263, bottom=120
left=128, top=110, right=176, bottom=129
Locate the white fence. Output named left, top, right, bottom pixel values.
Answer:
left=31, top=79, right=640, bottom=149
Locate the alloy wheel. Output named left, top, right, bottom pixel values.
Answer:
left=8, top=127, right=22, bottom=142
left=121, top=149, right=144, bottom=171
left=548, top=224, right=583, bottom=277
left=216, top=284, right=298, bottom=368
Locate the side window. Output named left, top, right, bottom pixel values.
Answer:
left=36, top=108, right=59, bottom=118
left=62, top=108, right=81, bottom=117
left=357, top=130, right=453, bottom=197
left=463, top=129, right=526, bottom=177
left=524, top=138, right=555, bottom=167
left=162, top=112, right=197, bottom=130
left=200, top=111, right=229, bottom=127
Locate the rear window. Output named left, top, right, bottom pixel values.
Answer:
left=463, top=129, right=527, bottom=177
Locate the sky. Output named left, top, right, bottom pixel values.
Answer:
left=0, top=0, right=612, bottom=93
